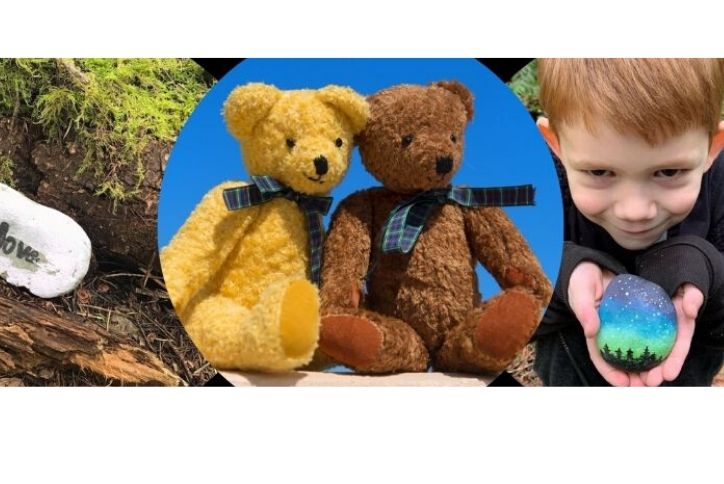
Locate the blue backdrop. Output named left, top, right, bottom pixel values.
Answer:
left=158, top=59, right=563, bottom=301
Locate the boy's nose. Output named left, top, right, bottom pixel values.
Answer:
left=613, top=194, right=657, bottom=223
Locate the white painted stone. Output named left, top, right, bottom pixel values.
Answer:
left=0, top=183, right=91, bottom=298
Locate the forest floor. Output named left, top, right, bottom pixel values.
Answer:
left=0, top=263, right=215, bottom=387
left=508, top=343, right=724, bottom=387
left=0, top=59, right=214, bottom=386
left=508, top=343, right=542, bottom=386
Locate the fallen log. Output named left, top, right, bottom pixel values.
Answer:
left=0, top=295, right=181, bottom=385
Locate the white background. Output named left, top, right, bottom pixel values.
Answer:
left=2, top=1, right=724, bottom=482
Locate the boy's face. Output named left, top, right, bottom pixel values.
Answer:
left=538, top=119, right=724, bottom=250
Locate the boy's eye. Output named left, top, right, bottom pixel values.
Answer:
left=655, top=169, right=683, bottom=177
left=587, top=169, right=613, bottom=177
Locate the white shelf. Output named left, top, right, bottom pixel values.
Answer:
left=221, top=370, right=493, bottom=386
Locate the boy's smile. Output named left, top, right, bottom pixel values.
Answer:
left=538, top=119, right=723, bottom=250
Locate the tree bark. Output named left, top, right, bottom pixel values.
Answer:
left=0, top=295, right=181, bottom=385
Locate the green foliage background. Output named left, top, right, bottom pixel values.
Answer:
left=0, top=59, right=211, bottom=200
left=507, top=60, right=541, bottom=117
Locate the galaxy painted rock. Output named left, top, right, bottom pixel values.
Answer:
left=597, top=274, right=677, bottom=372
left=0, top=183, right=91, bottom=298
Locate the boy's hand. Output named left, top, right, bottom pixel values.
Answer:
left=568, top=261, right=631, bottom=386
left=568, top=261, right=614, bottom=337
left=569, top=261, right=703, bottom=386
left=640, top=283, right=702, bottom=386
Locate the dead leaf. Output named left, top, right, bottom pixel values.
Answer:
left=110, top=313, right=140, bottom=337
left=77, top=289, right=91, bottom=305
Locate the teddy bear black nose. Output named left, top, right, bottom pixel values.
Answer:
left=314, top=155, right=329, bottom=175
left=436, top=156, right=453, bottom=175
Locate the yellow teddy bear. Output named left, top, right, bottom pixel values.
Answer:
left=160, top=83, right=369, bottom=371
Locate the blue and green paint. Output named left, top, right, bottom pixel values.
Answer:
left=597, top=274, right=677, bottom=372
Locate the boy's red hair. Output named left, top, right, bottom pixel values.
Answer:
left=538, top=58, right=724, bottom=144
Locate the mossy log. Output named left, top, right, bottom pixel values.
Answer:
left=0, top=295, right=181, bottom=385
left=1, top=117, right=165, bottom=273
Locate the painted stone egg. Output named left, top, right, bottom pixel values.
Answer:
left=596, top=274, right=677, bottom=372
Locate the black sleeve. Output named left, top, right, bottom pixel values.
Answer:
left=635, top=235, right=724, bottom=349
left=534, top=241, right=628, bottom=338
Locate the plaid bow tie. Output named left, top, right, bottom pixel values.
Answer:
left=380, top=184, right=535, bottom=254
left=222, top=175, right=333, bottom=285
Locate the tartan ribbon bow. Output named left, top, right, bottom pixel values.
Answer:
left=380, top=184, right=535, bottom=254
left=222, top=175, right=333, bottom=285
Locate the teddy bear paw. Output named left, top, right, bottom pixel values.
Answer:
left=473, top=291, right=540, bottom=364
left=279, top=279, right=320, bottom=359
left=319, top=314, right=383, bottom=368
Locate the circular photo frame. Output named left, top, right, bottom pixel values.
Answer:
left=158, top=59, right=563, bottom=386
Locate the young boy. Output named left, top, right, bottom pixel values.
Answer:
left=533, top=58, right=724, bottom=386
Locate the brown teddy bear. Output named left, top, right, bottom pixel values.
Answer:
left=317, top=81, right=553, bottom=374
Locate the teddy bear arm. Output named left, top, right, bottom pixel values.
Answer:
left=463, top=207, right=553, bottom=306
left=320, top=193, right=374, bottom=312
left=160, top=181, right=259, bottom=315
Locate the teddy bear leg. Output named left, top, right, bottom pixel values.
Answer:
left=435, top=290, right=541, bottom=374
left=320, top=310, right=429, bottom=373
left=183, top=279, right=320, bottom=371
left=183, top=294, right=254, bottom=370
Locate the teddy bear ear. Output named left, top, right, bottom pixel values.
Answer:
left=223, top=83, right=283, bottom=141
left=434, top=81, right=474, bottom=122
left=317, top=85, right=370, bottom=136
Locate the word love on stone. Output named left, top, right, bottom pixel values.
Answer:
left=0, top=183, right=92, bottom=298
left=0, top=221, right=41, bottom=264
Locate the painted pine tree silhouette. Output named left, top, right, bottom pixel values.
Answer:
left=601, top=344, right=663, bottom=371
left=602, top=344, right=611, bottom=358
left=642, top=346, right=651, bottom=360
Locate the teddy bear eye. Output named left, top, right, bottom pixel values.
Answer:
left=401, top=135, right=413, bottom=147
left=286, top=138, right=296, bottom=149
left=335, top=138, right=344, bottom=148
left=450, top=134, right=457, bottom=143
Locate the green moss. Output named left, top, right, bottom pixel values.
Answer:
left=0, top=59, right=212, bottom=204
left=0, top=155, right=14, bottom=187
